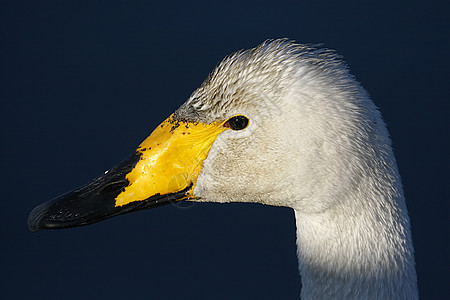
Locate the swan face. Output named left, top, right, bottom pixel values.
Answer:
left=177, top=41, right=390, bottom=214
left=28, top=39, right=390, bottom=225
left=27, top=39, right=418, bottom=299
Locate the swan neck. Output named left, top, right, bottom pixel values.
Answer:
left=294, top=188, right=418, bottom=299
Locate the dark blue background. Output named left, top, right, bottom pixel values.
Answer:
left=1, top=1, right=449, bottom=299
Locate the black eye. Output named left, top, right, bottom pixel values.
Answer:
left=224, top=115, right=249, bottom=131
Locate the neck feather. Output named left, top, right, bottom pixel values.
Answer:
left=294, top=177, right=418, bottom=299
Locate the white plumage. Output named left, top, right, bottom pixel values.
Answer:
left=178, top=39, right=418, bottom=299
left=29, top=39, right=419, bottom=299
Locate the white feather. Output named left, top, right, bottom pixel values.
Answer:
left=177, top=39, right=417, bottom=299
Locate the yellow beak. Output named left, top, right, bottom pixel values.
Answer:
left=28, top=114, right=228, bottom=231
left=115, top=114, right=227, bottom=206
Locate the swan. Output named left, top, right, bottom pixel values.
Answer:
left=28, top=39, right=418, bottom=299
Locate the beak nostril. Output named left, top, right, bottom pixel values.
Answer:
left=100, top=180, right=129, bottom=195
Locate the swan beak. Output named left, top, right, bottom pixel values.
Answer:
left=28, top=114, right=227, bottom=231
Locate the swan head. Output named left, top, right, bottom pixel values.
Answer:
left=181, top=40, right=393, bottom=215
left=28, top=39, right=392, bottom=227
left=28, top=39, right=418, bottom=299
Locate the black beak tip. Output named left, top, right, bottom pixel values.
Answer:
left=28, top=202, right=65, bottom=232
left=28, top=204, right=45, bottom=232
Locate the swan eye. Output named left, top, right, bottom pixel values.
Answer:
left=224, top=115, right=249, bottom=131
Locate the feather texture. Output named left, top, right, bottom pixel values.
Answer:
left=176, top=39, right=418, bottom=299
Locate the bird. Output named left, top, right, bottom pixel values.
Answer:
left=28, top=39, right=418, bottom=299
